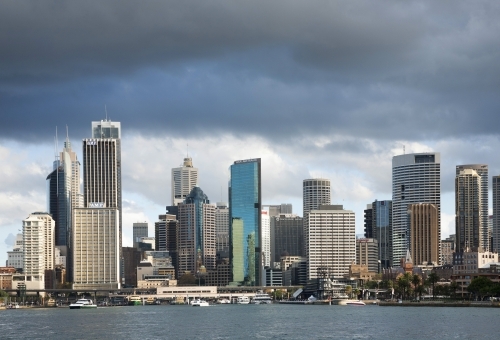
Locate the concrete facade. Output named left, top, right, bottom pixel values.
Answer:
left=409, top=203, right=439, bottom=266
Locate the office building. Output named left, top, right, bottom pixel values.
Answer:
left=307, top=205, right=355, bottom=279
left=7, top=234, right=23, bottom=270
left=441, top=235, right=455, bottom=265
left=456, top=165, right=488, bottom=251
left=303, top=178, right=331, bottom=259
left=372, top=200, right=392, bottom=269
left=171, top=157, right=198, bottom=206
left=408, top=203, right=439, bottom=265
left=230, top=218, right=244, bottom=284
left=72, top=208, right=120, bottom=289
left=493, top=176, right=500, bottom=253
left=215, top=202, right=230, bottom=257
left=364, top=204, right=373, bottom=238
left=178, top=187, right=216, bottom=276
left=262, top=204, right=292, bottom=217
left=356, top=238, right=378, bottom=273
left=133, top=222, right=148, bottom=248
left=455, top=168, right=482, bottom=252
left=229, top=158, right=262, bottom=286
left=392, top=153, right=441, bottom=265
left=271, top=214, right=304, bottom=263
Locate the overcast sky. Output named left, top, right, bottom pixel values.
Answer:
left=2, top=1, right=500, bottom=264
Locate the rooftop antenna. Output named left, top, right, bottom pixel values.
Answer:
left=403, top=145, right=405, bottom=155
left=187, top=143, right=189, bottom=158
left=105, top=105, right=108, bottom=121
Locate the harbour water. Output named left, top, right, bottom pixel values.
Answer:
left=1, top=304, right=498, bottom=339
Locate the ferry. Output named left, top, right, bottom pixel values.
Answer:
left=237, top=296, right=250, bottom=304
left=46, top=298, right=57, bottom=307
left=69, top=299, right=97, bottom=309
left=146, top=297, right=155, bottom=305
left=128, top=295, right=142, bottom=306
left=252, top=292, right=272, bottom=304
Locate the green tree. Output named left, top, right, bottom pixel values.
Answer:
left=467, top=276, right=493, bottom=301
left=411, top=274, right=422, bottom=300
left=427, top=272, right=440, bottom=299
left=449, top=281, right=460, bottom=299
left=177, top=273, right=196, bottom=286
left=345, top=285, right=353, bottom=298
left=397, top=273, right=412, bottom=300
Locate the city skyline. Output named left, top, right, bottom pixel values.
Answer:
left=3, top=1, right=500, bottom=266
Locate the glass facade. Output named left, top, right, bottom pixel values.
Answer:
left=373, top=200, right=392, bottom=269
left=231, top=218, right=244, bottom=283
left=229, top=159, right=261, bottom=285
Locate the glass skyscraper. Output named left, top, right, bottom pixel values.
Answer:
left=229, top=158, right=261, bottom=286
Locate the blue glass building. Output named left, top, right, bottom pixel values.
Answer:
left=229, top=158, right=261, bottom=286
left=373, top=200, right=392, bottom=270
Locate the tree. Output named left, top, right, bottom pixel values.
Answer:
left=177, top=273, right=196, bottom=286
left=345, top=285, right=353, bottom=298
left=411, top=274, right=422, bottom=300
left=467, top=276, right=493, bottom=301
left=427, top=272, right=440, bottom=299
left=397, top=273, right=412, bottom=300
left=449, top=281, right=460, bottom=299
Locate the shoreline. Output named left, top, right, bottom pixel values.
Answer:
left=379, top=301, right=500, bottom=307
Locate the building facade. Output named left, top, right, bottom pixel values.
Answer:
left=229, top=158, right=262, bottom=286
left=372, top=200, right=392, bottom=269
left=133, top=222, right=148, bottom=248
left=171, top=157, right=198, bottom=206
left=455, top=168, right=482, bottom=253
left=456, top=164, right=488, bottom=251
left=392, top=153, right=441, bottom=265
left=408, top=203, right=439, bottom=265
left=307, top=205, right=355, bottom=279
left=356, top=238, right=379, bottom=273
left=303, top=178, right=331, bottom=260
left=493, top=176, right=500, bottom=253
left=261, top=210, right=271, bottom=269
left=215, top=202, right=230, bottom=257
left=271, top=214, right=304, bottom=263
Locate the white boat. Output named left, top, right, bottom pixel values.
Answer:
left=237, top=296, right=250, bottom=304
left=218, top=298, right=231, bottom=304
left=344, top=300, right=366, bottom=306
left=252, top=292, right=272, bottom=304
left=191, top=299, right=210, bottom=307
left=69, top=298, right=97, bottom=309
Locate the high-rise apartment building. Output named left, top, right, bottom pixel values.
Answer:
left=493, top=176, right=500, bottom=253
left=456, top=165, right=488, bottom=251
left=307, top=205, right=355, bottom=279
left=392, top=153, right=441, bottom=265
left=171, top=157, right=198, bottom=206
left=455, top=168, right=482, bottom=252
left=409, top=203, right=439, bottom=265
left=72, top=119, right=122, bottom=289
left=133, top=222, right=148, bottom=248
left=229, top=158, right=262, bottom=286
left=178, top=187, right=216, bottom=275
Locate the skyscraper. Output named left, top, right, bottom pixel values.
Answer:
left=303, top=178, right=331, bottom=259
left=271, top=214, right=304, bottom=263
left=493, top=176, right=500, bottom=253
left=229, top=158, right=261, bottom=286
left=171, top=157, right=198, bottom=206
left=392, top=153, right=441, bottom=265
left=215, top=202, right=230, bottom=257
left=261, top=210, right=271, bottom=268
left=133, top=222, right=148, bottom=248
left=72, top=119, right=122, bottom=289
left=178, top=187, right=216, bottom=275
left=307, top=205, right=355, bottom=279
left=455, top=168, right=482, bottom=252
left=372, top=200, right=392, bottom=269
left=456, top=164, right=488, bottom=251
left=409, top=203, right=439, bottom=265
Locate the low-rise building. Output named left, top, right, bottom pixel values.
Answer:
left=452, top=250, right=498, bottom=296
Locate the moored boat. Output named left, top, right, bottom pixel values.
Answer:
left=128, top=295, right=142, bottom=306
left=191, top=299, right=210, bottom=307
left=252, top=292, right=272, bottom=304
left=237, top=296, right=250, bottom=304
left=69, top=299, right=97, bottom=309
left=340, top=300, right=366, bottom=306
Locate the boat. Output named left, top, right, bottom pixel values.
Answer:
left=237, top=296, right=250, bottom=304
left=252, top=292, right=272, bottom=304
left=146, top=297, right=155, bottom=305
left=191, top=299, right=210, bottom=307
left=128, top=295, right=142, bottom=306
left=217, top=298, right=231, bottom=304
left=46, top=298, right=57, bottom=307
left=69, top=299, right=97, bottom=309
left=343, top=300, right=366, bottom=306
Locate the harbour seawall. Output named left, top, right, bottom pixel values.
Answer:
left=379, top=301, right=500, bottom=307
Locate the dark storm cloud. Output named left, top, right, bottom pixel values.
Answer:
left=1, top=1, right=500, bottom=144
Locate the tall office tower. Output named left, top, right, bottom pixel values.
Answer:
left=215, top=202, right=230, bottom=257
left=153, top=214, right=179, bottom=276
left=356, top=238, right=379, bottom=273
left=72, top=119, right=121, bottom=289
left=494, top=176, right=500, bottom=253
left=261, top=210, right=271, bottom=268
left=455, top=168, right=482, bottom=252
left=408, top=203, right=439, bottom=265
left=23, top=213, right=54, bottom=290
left=72, top=209, right=119, bottom=289
left=229, top=158, right=262, bottom=286
left=271, top=214, right=304, bottom=263
left=133, top=222, right=148, bottom=248
left=392, top=153, right=441, bottom=265
left=364, top=204, right=373, bottom=238
left=171, top=157, right=199, bottom=206
left=456, top=165, right=488, bottom=251
left=178, top=187, right=216, bottom=275
left=230, top=218, right=244, bottom=284
left=372, top=200, right=392, bottom=269
left=307, top=205, right=355, bottom=279
left=7, top=234, right=24, bottom=270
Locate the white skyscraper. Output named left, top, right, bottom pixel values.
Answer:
left=392, top=153, right=441, bottom=265
left=307, top=205, right=355, bottom=279
left=172, top=157, right=199, bottom=206
left=261, top=210, right=271, bottom=268
left=303, top=178, right=331, bottom=257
